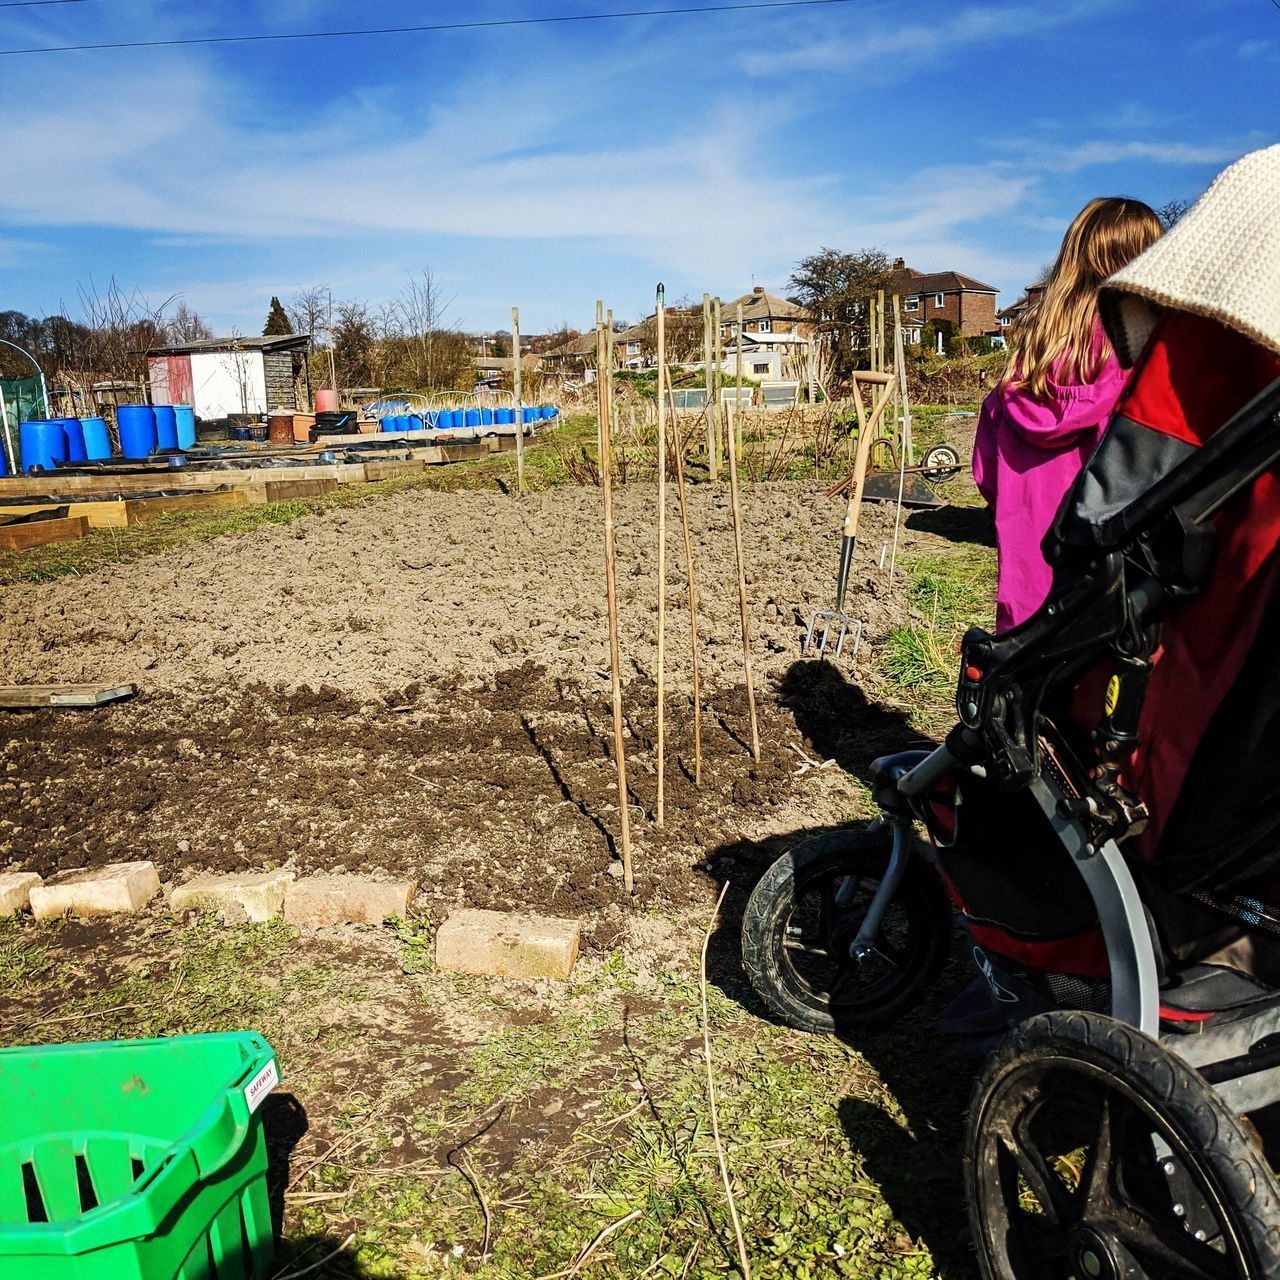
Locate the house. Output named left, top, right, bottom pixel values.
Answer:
left=887, top=259, right=999, bottom=338
left=542, top=330, right=601, bottom=382
left=719, top=286, right=813, bottom=346
left=146, top=333, right=312, bottom=419
left=472, top=353, right=542, bottom=390
left=996, top=282, right=1046, bottom=331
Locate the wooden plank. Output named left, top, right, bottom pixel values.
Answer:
left=0, top=683, right=136, bottom=709
left=0, top=499, right=129, bottom=530
left=0, top=515, right=89, bottom=551
left=439, top=442, right=490, bottom=464
left=259, top=477, right=339, bottom=502
left=124, top=490, right=250, bottom=525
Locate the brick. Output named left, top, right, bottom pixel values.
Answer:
left=171, top=871, right=295, bottom=924
left=435, top=909, right=580, bottom=981
left=284, top=876, right=415, bottom=928
left=0, top=872, right=41, bottom=915
left=29, top=861, right=160, bottom=920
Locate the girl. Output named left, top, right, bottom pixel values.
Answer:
left=973, top=196, right=1162, bottom=631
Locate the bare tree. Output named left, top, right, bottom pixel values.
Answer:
left=287, top=285, right=329, bottom=344
left=1156, top=198, right=1190, bottom=229
left=165, top=302, right=212, bottom=343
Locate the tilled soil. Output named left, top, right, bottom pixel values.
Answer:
left=0, top=481, right=944, bottom=931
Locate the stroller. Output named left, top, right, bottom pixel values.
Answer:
left=743, top=306, right=1280, bottom=1278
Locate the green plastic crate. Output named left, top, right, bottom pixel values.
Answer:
left=0, top=1032, right=279, bottom=1279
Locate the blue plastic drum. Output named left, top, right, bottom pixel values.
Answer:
left=407, top=414, right=424, bottom=431
left=63, top=418, right=88, bottom=462
left=174, top=405, right=196, bottom=449
left=380, top=415, right=399, bottom=432
left=80, top=417, right=111, bottom=460
left=463, top=409, right=480, bottom=429
left=480, top=409, right=494, bottom=426
left=154, top=405, right=179, bottom=450
left=118, top=405, right=157, bottom=458
left=19, top=420, right=68, bottom=473
left=496, top=408, right=514, bottom=425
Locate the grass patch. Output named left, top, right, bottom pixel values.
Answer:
left=880, top=547, right=996, bottom=724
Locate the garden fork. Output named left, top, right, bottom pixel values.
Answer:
left=803, top=371, right=895, bottom=660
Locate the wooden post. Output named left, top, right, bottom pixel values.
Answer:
left=598, top=308, right=633, bottom=893
left=606, top=306, right=616, bottom=462
left=595, top=300, right=605, bottom=456
left=702, top=292, right=716, bottom=481
left=655, top=284, right=668, bottom=826
left=726, top=401, right=760, bottom=761
left=511, top=306, right=526, bottom=492
left=667, top=375, right=703, bottom=787
left=890, top=296, right=912, bottom=587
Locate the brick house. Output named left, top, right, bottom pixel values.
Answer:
left=719, top=286, right=814, bottom=345
left=887, top=259, right=999, bottom=338
left=997, top=282, right=1046, bottom=333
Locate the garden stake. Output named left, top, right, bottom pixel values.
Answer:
left=656, top=283, right=668, bottom=826
left=703, top=293, right=717, bottom=481
left=512, top=306, right=526, bottom=493
left=667, top=375, right=703, bottom=787
left=713, top=296, right=724, bottom=471
left=889, top=295, right=912, bottom=587
left=726, top=401, right=760, bottom=760
left=598, top=311, right=633, bottom=893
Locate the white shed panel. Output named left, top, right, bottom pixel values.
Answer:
left=189, top=351, right=267, bottom=418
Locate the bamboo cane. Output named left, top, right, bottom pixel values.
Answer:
left=595, top=300, right=605, bottom=457
left=655, top=284, right=668, bottom=826
left=734, top=301, right=744, bottom=466
left=712, top=297, right=724, bottom=472
left=702, top=293, right=715, bottom=482
left=889, top=295, right=911, bottom=587
left=598, top=309, right=633, bottom=893
left=667, top=374, right=703, bottom=787
left=726, top=401, right=760, bottom=761
left=876, top=289, right=886, bottom=375
left=512, top=306, right=526, bottom=492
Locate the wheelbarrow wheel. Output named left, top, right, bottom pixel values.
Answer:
left=740, top=825, right=953, bottom=1035
left=965, top=1010, right=1280, bottom=1280
left=920, top=443, right=962, bottom=483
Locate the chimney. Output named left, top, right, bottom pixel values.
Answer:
left=892, top=257, right=905, bottom=270
left=753, top=285, right=765, bottom=295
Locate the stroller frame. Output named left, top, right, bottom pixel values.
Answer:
left=743, top=378, right=1280, bottom=1277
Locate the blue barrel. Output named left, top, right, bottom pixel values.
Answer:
left=546, top=406, right=559, bottom=419
left=63, top=418, right=88, bottom=462
left=80, top=417, right=111, bottom=460
left=380, top=415, right=398, bottom=432
left=496, top=408, right=514, bottom=425
left=522, top=406, right=538, bottom=423
left=118, top=405, right=157, bottom=458
left=434, top=410, right=453, bottom=429
left=464, top=409, right=481, bottom=429
left=407, top=414, right=424, bottom=431
left=174, top=405, right=196, bottom=449
left=480, top=408, right=494, bottom=426
left=154, top=405, right=179, bottom=450
left=19, top=420, right=68, bottom=473
left=422, top=411, right=440, bottom=429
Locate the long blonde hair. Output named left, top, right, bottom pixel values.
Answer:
left=1004, top=196, right=1161, bottom=399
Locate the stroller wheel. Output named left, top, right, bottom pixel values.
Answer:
left=740, top=825, right=952, bottom=1034
left=965, top=1010, right=1280, bottom=1280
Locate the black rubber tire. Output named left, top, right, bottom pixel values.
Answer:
left=965, top=1010, right=1280, bottom=1280
left=921, top=443, right=962, bottom=483
left=740, top=825, right=953, bottom=1035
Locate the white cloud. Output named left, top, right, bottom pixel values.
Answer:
left=1001, top=137, right=1251, bottom=174
left=739, top=0, right=1122, bottom=77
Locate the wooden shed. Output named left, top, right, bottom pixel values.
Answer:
left=146, top=334, right=312, bottom=419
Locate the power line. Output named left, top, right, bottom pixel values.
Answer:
left=0, top=0, right=96, bottom=7
left=0, top=0, right=854, bottom=56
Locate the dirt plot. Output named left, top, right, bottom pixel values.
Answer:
left=0, top=482, right=940, bottom=924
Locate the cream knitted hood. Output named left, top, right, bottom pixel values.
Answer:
left=1099, top=143, right=1280, bottom=367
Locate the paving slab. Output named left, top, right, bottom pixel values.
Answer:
left=435, top=908, right=580, bottom=981
left=284, top=876, right=415, bottom=927
left=171, top=870, right=295, bottom=923
left=0, top=872, right=42, bottom=915
left=29, top=861, right=160, bottom=920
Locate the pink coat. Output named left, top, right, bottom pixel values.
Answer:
left=972, top=355, right=1128, bottom=631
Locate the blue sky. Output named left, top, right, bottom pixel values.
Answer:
left=1, top=0, right=1276, bottom=336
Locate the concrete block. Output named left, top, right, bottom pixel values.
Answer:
left=29, top=861, right=160, bottom=920
left=284, top=876, right=415, bottom=927
left=435, top=908, right=580, bottom=981
left=0, top=872, right=42, bottom=915
left=171, top=870, right=295, bottom=924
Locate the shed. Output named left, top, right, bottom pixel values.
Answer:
left=146, top=334, right=312, bottom=419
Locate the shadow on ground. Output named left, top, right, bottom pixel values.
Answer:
left=702, top=660, right=978, bottom=1274
left=906, top=504, right=995, bottom=547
